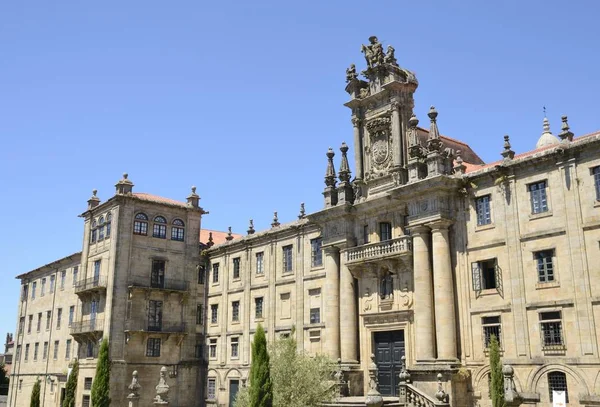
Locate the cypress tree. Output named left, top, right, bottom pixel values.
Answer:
left=249, top=324, right=272, bottom=407
left=62, top=360, right=79, bottom=407
left=91, top=339, right=111, bottom=407
left=30, top=379, right=40, bottom=407
left=489, top=334, right=505, bottom=407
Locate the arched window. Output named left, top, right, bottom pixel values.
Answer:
left=133, top=213, right=149, bottom=236
left=548, top=371, right=568, bottom=403
left=171, top=219, right=185, bottom=242
left=91, top=220, right=98, bottom=243
left=98, top=216, right=105, bottom=240
left=153, top=216, right=167, bottom=239
left=106, top=213, right=112, bottom=238
left=380, top=272, right=394, bottom=300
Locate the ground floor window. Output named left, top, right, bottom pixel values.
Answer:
left=207, top=378, right=216, bottom=399
left=548, top=371, right=568, bottom=403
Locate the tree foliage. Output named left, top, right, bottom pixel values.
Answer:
left=62, top=360, right=79, bottom=407
left=30, top=379, right=40, bottom=407
left=248, top=324, right=273, bottom=407
left=489, top=334, right=505, bottom=407
left=0, top=362, right=9, bottom=396
left=91, top=339, right=110, bottom=407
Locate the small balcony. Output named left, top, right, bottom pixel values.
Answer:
left=128, top=277, right=189, bottom=293
left=70, top=319, right=104, bottom=340
left=346, top=236, right=412, bottom=266
left=74, top=277, right=107, bottom=295
left=124, top=320, right=187, bottom=334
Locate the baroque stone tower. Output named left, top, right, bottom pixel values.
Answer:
left=344, top=36, right=418, bottom=199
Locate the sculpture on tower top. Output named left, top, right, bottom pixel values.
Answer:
left=361, top=36, right=385, bottom=69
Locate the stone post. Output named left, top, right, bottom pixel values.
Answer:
left=339, top=251, right=358, bottom=363
left=430, top=221, right=457, bottom=361
left=397, top=356, right=410, bottom=404
left=411, top=226, right=436, bottom=361
left=126, top=370, right=140, bottom=407
left=352, top=117, right=364, bottom=180
left=324, top=246, right=341, bottom=359
left=503, top=365, right=522, bottom=406
left=365, top=354, right=383, bottom=407
left=390, top=100, right=402, bottom=168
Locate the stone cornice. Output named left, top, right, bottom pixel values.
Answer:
left=16, top=252, right=82, bottom=280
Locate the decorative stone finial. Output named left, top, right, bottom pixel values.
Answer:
left=247, top=219, right=255, bottom=235
left=271, top=211, right=280, bottom=228
left=128, top=370, right=141, bottom=399
left=559, top=115, right=574, bottom=142
left=501, top=135, right=515, bottom=160
left=87, top=189, right=101, bottom=210
left=338, top=142, right=351, bottom=183
left=435, top=373, right=448, bottom=402
left=187, top=186, right=200, bottom=208
left=325, top=148, right=337, bottom=187
left=536, top=116, right=560, bottom=148
left=427, top=106, right=442, bottom=152
left=154, top=366, right=169, bottom=405
left=502, top=364, right=521, bottom=404
left=115, top=172, right=134, bottom=195
left=365, top=353, right=383, bottom=407
left=207, top=232, right=214, bottom=247
left=226, top=227, right=233, bottom=241
left=298, top=203, right=306, bottom=219
left=453, top=150, right=467, bottom=175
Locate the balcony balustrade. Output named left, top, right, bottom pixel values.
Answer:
left=124, top=320, right=187, bottom=333
left=74, top=277, right=107, bottom=294
left=346, top=236, right=412, bottom=265
left=128, top=276, right=189, bottom=292
left=70, top=318, right=104, bottom=335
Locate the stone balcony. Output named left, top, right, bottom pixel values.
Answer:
left=74, top=276, right=107, bottom=295
left=346, top=236, right=412, bottom=266
left=128, top=277, right=189, bottom=293
left=70, top=318, right=104, bottom=342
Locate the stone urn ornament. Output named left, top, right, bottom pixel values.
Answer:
left=154, top=366, right=170, bottom=405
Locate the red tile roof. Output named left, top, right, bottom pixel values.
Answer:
left=200, top=229, right=242, bottom=245
left=133, top=192, right=188, bottom=207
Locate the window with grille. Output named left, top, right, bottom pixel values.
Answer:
left=211, top=304, right=218, bottom=324
left=148, top=300, right=163, bottom=331
left=84, top=377, right=93, bottom=390
left=65, top=339, right=71, bottom=360
left=548, top=371, right=568, bottom=403
left=195, top=343, right=203, bottom=359
left=56, top=308, right=62, bottom=329
left=593, top=167, right=600, bottom=201
left=233, top=258, right=241, bottom=279
left=256, top=252, right=264, bottom=274
left=282, top=245, right=293, bottom=273
left=231, top=337, right=239, bottom=358
left=529, top=181, right=549, bottom=214
left=482, top=316, right=502, bottom=348
left=540, top=311, right=564, bottom=348
left=82, top=395, right=90, bottom=407
left=232, top=301, right=240, bottom=322
left=207, top=378, right=216, bottom=399
left=476, top=195, right=492, bottom=226
left=53, top=341, right=59, bottom=359
left=196, top=304, right=204, bottom=325
left=212, top=263, right=219, bottom=283
left=310, top=307, right=321, bottom=324
left=153, top=216, right=167, bottom=238
left=43, top=342, right=48, bottom=360
left=311, top=238, right=323, bottom=267
left=146, top=338, right=161, bottom=357
left=197, top=265, right=205, bottom=284
left=133, top=213, right=148, bottom=235
left=535, top=250, right=555, bottom=283
left=209, top=339, right=217, bottom=359
left=33, top=343, right=39, bottom=361
left=379, top=222, right=392, bottom=242
left=255, top=297, right=263, bottom=319
left=151, top=260, right=165, bottom=289
left=171, top=219, right=185, bottom=241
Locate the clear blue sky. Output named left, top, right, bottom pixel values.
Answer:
left=1, top=0, right=599, bottom=337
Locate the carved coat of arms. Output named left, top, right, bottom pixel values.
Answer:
left=366, top=117, right=392, bottom=173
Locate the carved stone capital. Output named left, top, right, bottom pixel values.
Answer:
left=390, top=100, right=401, bottom=111
left=351, top=117, right=362, bottom=128
left=409, top=225, right=430, bottom=237
left=428, top=219, right=453, bottom=232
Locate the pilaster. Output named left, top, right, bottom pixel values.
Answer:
left=324, top=246, right=341, bottom=359
left=340, top=249, right=358, bottom=363
left=411, top=226, right=435, bottom=361
left=352, top=117, right=364, bottom=181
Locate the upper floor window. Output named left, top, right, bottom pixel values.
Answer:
left=197, top=265, right=206, bottom=284
left=529, top=181, right=548, bottom=214
left=593, top=166, right=600, bottom=201
left=232, top=301, right=240, bottom=322
left=146, top=338, right=161, bottom=357
left=106, top=213, right=112, bottom=238
left=133, top=213, right=148, bottom=235
left=171, top=219, right=185, bottom=241
left=256, top=252, right=264, bottom=275
left=212, top=263, right=219, bottom=284
left=72, top=267, right=78, bottom=287
left=540, top=311, right=564, bottom=348
left=196, top=304, right=204, bottom=325
left=363, top=225, right=369, bottom=244
left=310, top=307, right=321, bottom=324
left=472, top=259, right=499, bottom=291
left=21, top=285, right=28, bottom=302
left=311, top=238, right=323, bottom=267
left=49, top=275, right=55, bottom=293
left=231, top=337, right=239, bottom=358
left=233, top=258, right=241, bottom=280
left=282, top=245, right=293, bottom=273
left=98, top=216, right=105, bottom=240
left=210, top=304, right=218, bottom=324
left=255, top=297, right=263, bottom=319
left=548, top=371, right=568, bottom=403
left=153, top=216, right=167, bottom=239
left=60, top=270, right=66, bottom=290
left=207, top=378, right=216, bottom=399
left=475, top=195, right=492, bottom=226
left=379, top=222, right=392, bottom=242
left=151, top=260, right=165, bottom=289
left=482, top=316, right=501, bottom=348
left=148, top=300, right=163, bottom=331
left=91, top=220, right=97, bottom=243
left=31, top=282, right=37, bottom=299
left=209, top=339, right=217, bottom=359
left=535, top=250, right=555, bottom=283
left=41, top=278, right=46, bottom=296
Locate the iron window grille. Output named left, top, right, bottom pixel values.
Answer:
left=255, top=297, right=263, bottom=319
left=529, top=181, right=549, bottom=214
left=232, top=301, right=240, bottom=322
left=84, top=378, right=93, bottom=390
left=233, top=258, right=241, bottom=279
left=535, top=250, right=555, bottom=283
left=482, top=316, right=502, bottom=348
left=209, top=339, right=217, bottom=359
left=311, top=238, right=323, bottom=267
left=231, top=337, right=239, bottom=358
left=282, top=245, right=293, bottom=273
left=476, top=195, right=492, bottom=226
left=540, top=311, right=564, bottom=348
left=153, top=216, right=167, bottom=239
left=548, top=371, right=568, bottom=403
left=212, top=263, right=219, bottom=283
left=211, top=304, right=218, bottom=324
left=146, top=338, right=161, bottom=357
left=151, top=260, right=166, bottom=289
left=133, top=213, right=148, bottom=235
left=82, top=395, right=90, bottom=407
left=256, top=252, right=264, bottom=274
left=207, top=378, right=216, bottom=399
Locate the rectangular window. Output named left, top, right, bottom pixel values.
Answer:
left=32, top=282, right=37, bottom=299
left=151, top=260, right=165, bottom=289
left=310, top=307, right=321, bottom=324
left=27, top=315, right=32, bottom=334
left=37, top=313, right=41, bottom=332
left=231, top=337, right=239, bottom=358
left=91, top=228, right=97, bottom=244
left=529, top=181, right=549, bottom=214
left=212, top=263, right=220, bottom=283
left=311, top=238, right=323, bottom=267
left=195, top=342, right=203, bottom=359
left=548, top=372, right=569, bottom=403
left=72, top=267, right=78, bottom=287
left=594, top=167, right=600, bottom=200
left=148, top=300, right=163, bottom=331
left=24, top=344, right=29, bottom=361
left=133, top=219, right=148, bottom=235
left=84, top=377, right=93, bottom=390
left=15, top=345, right=21, bottom=361
left=282, top=245, right=293, bottom=273
left=476, top=195, right=492, bottom=226
left=256, top=252, right=264, bottom=275
left=82, top=395, right=90, bottom=407
left=41, top=278, right=46, bottom=296
left=153, top=223, right=167, bottom=239
left=536, top=250, right=555, bottom=283
left=21, top=285, right=28, bottom=302
left=53, top=341, right=59, bottom=359
left=232, top=301, right=240, bottom=322
left=197, top=265, right=205, bottom=284
left=93, top=260, right=101, bottom=285
left=146, top=338, right=161, bottom=357
left=207, top=378, right=216, bottom=399
left=33, top=343, right=39, bottom=361
left=43, top=342, right=48, bottom=360
left=196, top=304, right=204, bottom=325
left=50, top=275, right=55, bottom=293
left=60, top=270, right=66, bottom=290
left=363, top=225, right=369, bottom=244
left=46, top=311, right=51, bottom=330
left=68, top=306, right=74, bottom=327
left=482, top=316, right=502, bottom=348
left=209, top=338, right=217, bottom=359
left=65, top=339, right=71, bottom=360
left=255, top=297, right=264, bottom=319
left=379, top=222, right=392, bottom=241
left=86, top=341, right=94, bottom=358
left=18, top=317, right=24, bottom=335
left=211, top=304, right=219, bottom=324
left=56, top=308, right=62, bottom=329
left=472, top=259, right=498, bottom=291
left=540, top=311, right=564, bottom=347
left=233, top=257, right=241, bottom=279
left=171, top=226, right=184, bottom=241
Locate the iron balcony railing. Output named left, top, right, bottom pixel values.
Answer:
left=347, top=236, right=412, bottom=263
left=124, top=320, right=187, bottom=333
left=128, top=276, right=189, bottom=292
left=70, top=318, right=104, bottom=335
left=74, top=276, right=107, bottom=294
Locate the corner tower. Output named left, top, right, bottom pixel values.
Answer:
left=344, top=36, right=418, bottom=198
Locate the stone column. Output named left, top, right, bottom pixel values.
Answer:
left=391, top=101, right=402, bottom=168
left=352, top=117, right=364, bottom=180
left=430, top=221, right=457, bottom=361
left=412, top=226, right=435, bottom=361
left=324, top=246, right=341, bottom=359
left=340, top=250, right=358, bottom=363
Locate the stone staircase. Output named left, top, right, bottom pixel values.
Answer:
left=321, top=382, right=449, bottom=407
